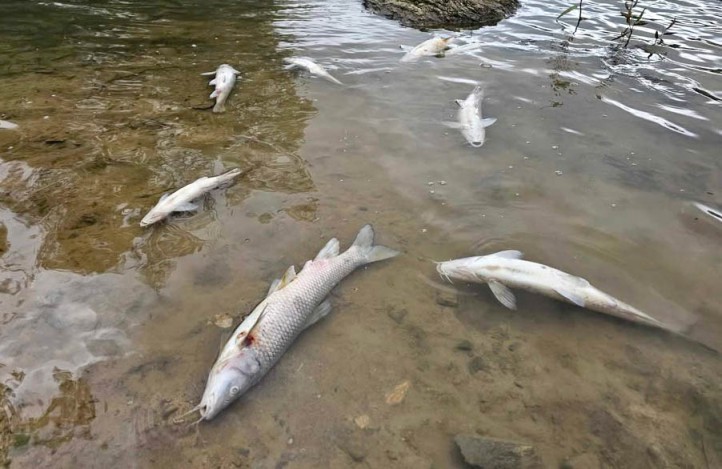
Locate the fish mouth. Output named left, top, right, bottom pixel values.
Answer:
left=470, top=141, right=483, bottom=147
left=435, top=262, right=453, bottom=283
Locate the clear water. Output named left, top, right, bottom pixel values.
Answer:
left=1, top=0, right=721, bottom=466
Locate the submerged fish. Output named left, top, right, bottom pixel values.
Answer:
left=283, top=57, right=343, bottom=85
left=201, top=64, right=240, bottom=113
left=0, top=120, right=19, bottom=130
left=195, top=224, right=399, bottom=420
left=140, top=168, right=242, bottom=227
left=436, top=250, right=667, bottom=329
left=451, top=86, right=496, bottom=148
left=693, top=201, right=722, bottom=224
left=400, top=36, right=454, bottom=62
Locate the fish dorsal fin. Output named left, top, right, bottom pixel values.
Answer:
left=159, top=193, right=170, bottom=202
left=266, top=265, right=297, bottom=297
left=554, top=287, right=586, bottom=307
left=200, top=71, right=217, bottom=76
left=277, top=265, right=297, bottom=289
left=490, top=250, right=523, bottom=260
left=267, top=278, right=282, bottom=296
left=315, top=238, right=340, bottom=260
left=489, top=280, right=517, bottom=310
left=455, top=99, right=465, bottom=107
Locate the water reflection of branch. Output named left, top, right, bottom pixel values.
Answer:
left=238, top=134, right=297, bottom=157
left=1, top=369, right=95, bottom=464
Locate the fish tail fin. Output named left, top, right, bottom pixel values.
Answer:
left=216, top=168, right=243, bottom=187
left=350, top=224, right=400, bottom=264
left=213, top=102, right=225, bottom=113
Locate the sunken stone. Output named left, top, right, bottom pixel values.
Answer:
left=363, top=0, right=520, bottom=30
left=454, top=434, right=543, bottom=469
left=436, top=290, right=459, bottom=307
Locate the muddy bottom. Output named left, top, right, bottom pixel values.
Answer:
left=1, top=0, right=721, bottom=467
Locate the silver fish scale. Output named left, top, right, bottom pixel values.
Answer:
left=251, top=250, right=363, bottom=369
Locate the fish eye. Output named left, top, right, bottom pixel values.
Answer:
left=230, top=386, right=240, bottom=396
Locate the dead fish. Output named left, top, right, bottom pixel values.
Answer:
left=400, top=36, right=455, bottom=63
left=0, top=120, right=19, bottom=130
left=436, top=250, right=667, bottom=329
left=194, top=224, right=399, bottom=421
left=200, top=64, right=240, bottom=113
left=140, top=168, right=242, bottom=227
left=283, top=57, right=343, bottom=85
left=446, top=86, right=496, bottom=147
left=693, top=202, right=722, bottom=224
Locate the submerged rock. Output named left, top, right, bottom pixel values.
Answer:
left=455, top=434, right=543, bottom=468
left=363, top=0, right=520, bottom=30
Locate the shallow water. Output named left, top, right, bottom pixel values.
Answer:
left=1, top=0, right=721, bottom=466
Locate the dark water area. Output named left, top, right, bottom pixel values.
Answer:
left=1, top=0, right=721, bottom=467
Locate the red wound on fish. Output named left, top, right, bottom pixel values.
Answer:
left=244, top=334, right=256, bottom=346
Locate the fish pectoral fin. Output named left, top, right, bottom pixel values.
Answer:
left=443, top=121, right=463, bottom=129
left=554, top=287, right=586, bottom=307
left=173, top=201, right=199, bottom=212
left=454, top=99, right=465, bottom=107
left=315, top=238, right=340, bottom=260
left=490, top=250, right=523, bottom=259
left=481, top=117, right=497, bottom=128
left=488, top=280, right=517, bottom=310
left=399, top=45, right=412, bottom=51
left=304, top=299, right=333, bottom=329
left=233, top=301, right=270, bottom=347
left=209, top=78, right=217, bottom=86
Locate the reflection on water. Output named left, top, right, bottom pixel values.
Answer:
left=1, top=0, right=721, bottom=466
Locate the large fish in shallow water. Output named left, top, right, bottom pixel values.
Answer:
left=452, top=86, right=496, bottom=148
left=400, top=36, right=454, bottom=62
left=194, top=224, right=399, bottom=421
left=140, top=168, right=242, bottom=227
left=693, top=201, right=722, bottom=225
left=283, top=57, right=343, bottom=85
left=201, top=64, right=240, bottom=113
left=436, top=250, right=668, bottom=329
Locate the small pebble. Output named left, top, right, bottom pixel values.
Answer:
left=439, top=180, right=447, bottom=185
left=555, top=170, right=563, bottom=175
left=552, top=145, right=559, bottom=149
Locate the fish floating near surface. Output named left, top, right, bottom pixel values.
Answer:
left=693, top=201, right=722, bottom=224
left=140, top=168, right=242, bottom=227
left=201, top=64, right=241, bottom=113
left=283, top=57, right=343, bottom=85
left=193, top=224, right=399, bottom=421
left=448, top=86, right=496, bottom=147
left=436, top=250, right=668, bottom=330
left=400, top=36, right=455, bottom=62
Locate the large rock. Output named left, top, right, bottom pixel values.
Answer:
left=363, top=0, right=520, bottom=30
left=455, top=434, right=543, bottom=469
